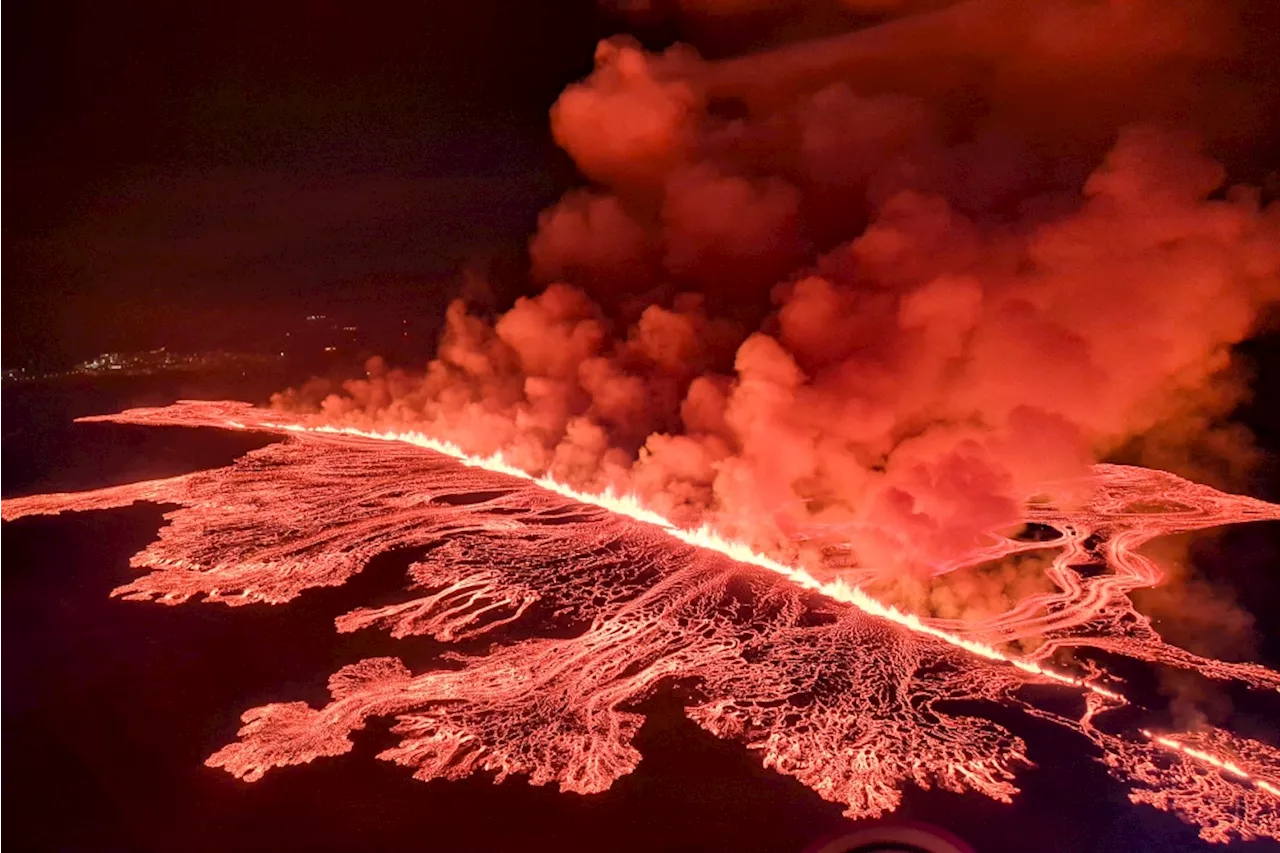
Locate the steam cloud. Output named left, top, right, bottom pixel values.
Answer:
left=277, top=0, right=1280, bottom=596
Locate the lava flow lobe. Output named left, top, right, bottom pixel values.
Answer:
left=3, top=400, right=1278, bottom=844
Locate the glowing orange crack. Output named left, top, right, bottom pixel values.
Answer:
left=1142, top=730, right=1280, bottom=799
left=10, top=400, right=1277, bottom=840
left=249, top=418, right=1125, bottom=702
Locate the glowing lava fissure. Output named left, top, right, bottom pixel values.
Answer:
left=4, top=399, right=1279, bottom=844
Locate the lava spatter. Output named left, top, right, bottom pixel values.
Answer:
left=4, top=400, right=1278, bottom=842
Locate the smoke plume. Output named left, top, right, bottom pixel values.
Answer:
left=276, top=0, right=1280, bottom=596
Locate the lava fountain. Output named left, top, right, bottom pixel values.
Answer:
left=3, top=399, right=1279, bottom=844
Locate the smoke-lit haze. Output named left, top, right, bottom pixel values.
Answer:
left=276, top=0, right=1280, bottom=614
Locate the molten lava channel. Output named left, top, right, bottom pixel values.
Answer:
left=3, top=400, right=1279, bottom=844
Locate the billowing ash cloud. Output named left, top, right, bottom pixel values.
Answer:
left=277, top=0, right=1280, bottom=587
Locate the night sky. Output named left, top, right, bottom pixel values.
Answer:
left=8, top=1, right=1280, bottom=371
left=5, top=1, right=613, bottom=368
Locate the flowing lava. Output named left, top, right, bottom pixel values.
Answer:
left=5, top=400, right=1280, bottom=844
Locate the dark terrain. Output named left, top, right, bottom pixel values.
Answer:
left=4, top=374, right=1280, bottom=853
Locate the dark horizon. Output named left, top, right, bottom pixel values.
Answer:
left=4, top=1, right=617, bottom=369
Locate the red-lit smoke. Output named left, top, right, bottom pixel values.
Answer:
left=278, top=0, right=1280, bottom=589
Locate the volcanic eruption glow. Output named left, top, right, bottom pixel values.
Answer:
left=9, top=0, right=1280, bottom=845
left=4, top=399, right=1279, bottom=844
left=270, top=419, right=1124, bottom=699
